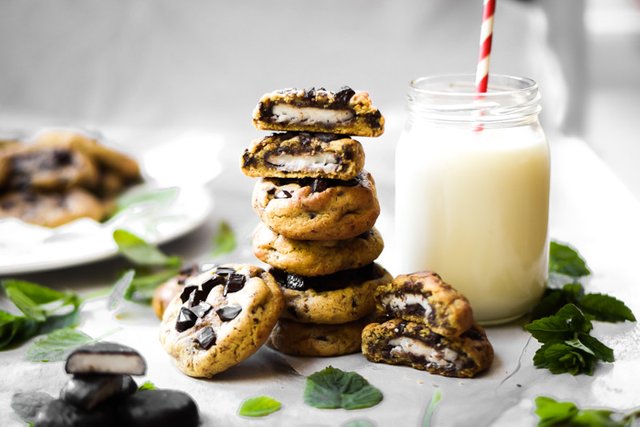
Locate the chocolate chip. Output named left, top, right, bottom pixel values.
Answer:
left=175, top=308, right=197, bottom=332
left=201, top=275, right=225, bottom=294
left=274, top=190, right=291, bottom=199
left=215, top=267, right=235, bottom=276
left=223, top=273, right=245, bottom=296
left=405, top=304, right=427, bottom=316
left=179, top=286, right=197, bottom=303
left=333, top=86, right=355, bottom=107
left=190, top=302, right=212, bottom=318
left=195, top=327, right=216, bottom=349
left=53, top=149, right=73, bottom=167
left=189, top=289, right=209, bottom=307
left=216, top=305, right=242, bottom=321
left=311, top=179, right=328, bottom=193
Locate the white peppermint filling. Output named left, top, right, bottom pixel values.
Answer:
left=272, top=104, right=354, bottom=125
left=381, top=293, right=432, bottom=318
left=266, top=152, right=340, bottom=173
left=388, top=337, right=459, bottom=368
left=66, top=354, right=145, bottom=375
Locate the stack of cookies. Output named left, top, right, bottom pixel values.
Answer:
left=361, top=271, right=494, bottom=378
left=241, top=87, right=392, bottom=357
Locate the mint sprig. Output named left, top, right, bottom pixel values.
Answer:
left=549, top=241, right=591, bottom=278
left=304, top=366, right=383, bottom=410
left=0, top=280, right=81, bottom=350
left=535, top=396, right=639, bottom=427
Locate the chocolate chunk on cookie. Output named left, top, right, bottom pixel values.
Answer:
left=375, top=271, right=474, bottom=337
left=253, top=223, right=384, bottom=276
left=241, top=132, right=365, bottom=180
left=0, top=189, right=105, bottom=227
left=361, top=319, right=494, bottom=378
left=252, top=170, right=380, bottom=240
left=270, top=318, right=368, bottom=357
left=159, top=264, right=284, bottom=378
left=252, top=87, right=384, bottom=137
left=151, top=264, right=202, bottom=319
left=271, top=263, right=392, bottom=324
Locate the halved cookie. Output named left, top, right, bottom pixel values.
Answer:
left=252, top=87, right=384, bottom=137
left=361, top=319, right=493, bottom=378
left=241, top=132, right=365, bottom=180
left=253, top=224, right=383, bottom=276
left=159, top=264, right=284, bottom=378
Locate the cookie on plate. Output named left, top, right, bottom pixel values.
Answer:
left=270, top=263, right=392, bottom=324
left=252, top=170, right=380, bottom=241
left=375, top=271, right=474, bottom=337
left=270, top=318, right=367, bottom=357
left=361, top=319, right=494, bottom=378
left=33, top=128, right=141, bottom=183
left=253, top=223, right=384, bottom=276
left=3, top=144, right=99, bottom=191
left=159, top=264, right=284, bottom=378
left=252, top=87, right=384, bottom=137
left=0, top=189, right=105, bottom=227
left=241, top=132, right=365, bottom=180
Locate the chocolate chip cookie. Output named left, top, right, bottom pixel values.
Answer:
left=34, top=128, right=141, bottom=183
left=375, top=271, right=474, bottom=337
left=253, top=223, right=384, bottom=276
left=3, top=144, right=99, bottom=191
left=252, top=170, right=380, bottom=240
left=159, top=264, right=284, bottom=378
left=252, top=87, right=384, bottom=137
left=241, top=131, right=365, bottom=180
left=271, top=263, right=392, bottom=324
left=0, top=189, right=105, bottom=227
left=361, top=319, right=494, bottom=378
left=270, top=318, right=367, bottom=357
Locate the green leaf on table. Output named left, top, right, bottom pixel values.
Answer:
left=107, top=269, right=135, bottom=311
left=343, top=420, right=375, bottom=427
left=138, top=381, right=157, bottom=391
left=116, top=187, right=179, bottom=213
left=238, top=396, right=282, bottom=417
left=533, top=342, right=597, bottom=375
left=0, top=311, right=39, bottom=350
left=304, top=366, right=383, bottom=410
left=534, top=396, right=626, bottom=427
left=577, top=333, right=614, bottom=363
left=525, top=304, right=591, bottom=342
left=113, top=229, right=181, bottom=268
left=530, top=283, right=584, bottom=320
left=579, top=293, right=636, bottom=323
left=549, top=241, right=591, bottom=278
left=423, top=389, right=442, bottom=427
left=25, top=327, right=93, bottom=362
left=211, top=221, right=236, bottom=258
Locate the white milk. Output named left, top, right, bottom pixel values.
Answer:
left=395, top=75, right=550, bottom=324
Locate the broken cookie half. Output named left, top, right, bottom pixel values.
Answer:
left=241, top=131, right=365, bottom=180
left=252, top=87, right=384, bottom=137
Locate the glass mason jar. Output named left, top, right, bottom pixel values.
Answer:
left=395, top=74, right=550, bottom=324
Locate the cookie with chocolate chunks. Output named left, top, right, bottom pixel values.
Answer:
left=271, top=263, right=392, bottom=324
left=252, top=170, right=380, bottom=241
left=270, top=318, right=368, bottom=357
left=159, top=264, right=284, bottom=378
left=253, top=223, right=384, bottom=276
left=252, top=87, right=384, bottom=137
left=241, top=131, right=365, bottom=180
left=361, top=319, right=494, bottom=378
left=375, top=271, right=474, bottom=337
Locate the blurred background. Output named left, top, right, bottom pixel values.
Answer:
left=0, top=0, right=639, bottom=198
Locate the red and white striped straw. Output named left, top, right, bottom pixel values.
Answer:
left=475, top=0, right=496, bottom=94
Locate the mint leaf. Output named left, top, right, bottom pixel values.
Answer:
left=107, top=269, right=135, bottom=311
left=304, top=366, right=383, bottom=410
left=138, top=381, right=157, bottom=391
left=577, top=333, right=614, bottom=363
left=113, top=229, right=181, bottom=268
left=239, top=396, right=282, bottom=417
left=534, top=396, right=626, bottom=427
left=211, top=221, right=236, bottom=258
left=423, top=390, right=442, bottom=427
left=579, top=293, right=636, bottom=323
left=344, top=420, right=375, bottom=427
left=2, top=286, right=46, bottom=321
left=116, top=187, right=178, bottom=213
left=525, top=303, right=591, bottom=343
left=0, top=311, right=39, bottom=349
left=533, top=342, right=597, bottom=375
left=25, top=328, right=93, bottom=362
left=125, top=268, right=180, bottom=304
left=549, top=241, right=591, bottom=278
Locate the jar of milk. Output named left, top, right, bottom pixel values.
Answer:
left=395, top=74, right=550, bottom=324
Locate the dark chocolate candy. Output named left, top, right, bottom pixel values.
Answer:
left=117, top=389, right=199, bottom=427
left=59, top=374, right=126, bottom=411
left=34, top=398, right=116, bottom=427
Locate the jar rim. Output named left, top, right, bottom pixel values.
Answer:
left=410, top=74, right=538, bottom=98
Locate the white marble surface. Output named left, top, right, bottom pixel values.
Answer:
left=1, top=135, right=639, bottom=427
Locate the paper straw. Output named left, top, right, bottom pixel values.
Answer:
left=475, top=0, right=496, bottom=94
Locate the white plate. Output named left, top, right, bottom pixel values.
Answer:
left=0, top=184, right=213, bottom=275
